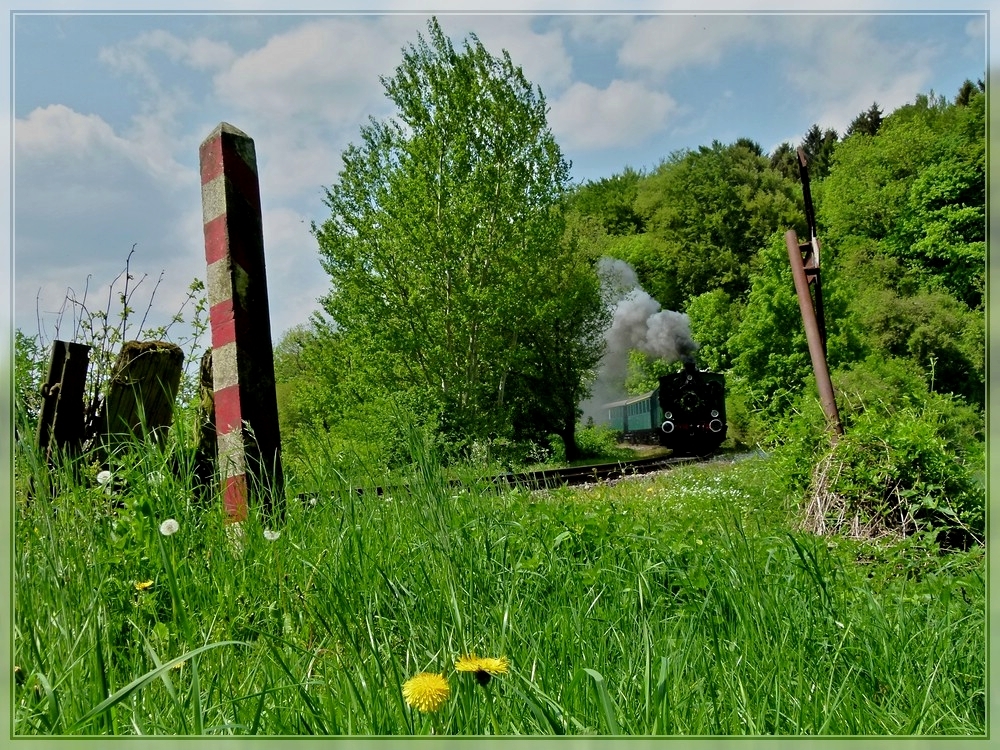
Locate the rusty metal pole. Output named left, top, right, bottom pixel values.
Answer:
left=796, top=148, right=828, bottom=355
left=786, top=230, right=843, bottom=435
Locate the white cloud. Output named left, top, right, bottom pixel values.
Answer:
left=17, top=104, right=128, bottom=159
left=556, top=14, right=638, bottom=48
left=212, top=17, right=404, bottom=130
left=14, top=104, right=201, bottom=339
left=143, top=30, right=238, bottom=70
left=618, top=14, right=771, bottom=77
left=99, top=34, right=203, bottom=189
left=442, top=15, right=574, bottom=94
left=206, top=15, right=575, bottom=202
left=18, top=98, right=192, bottom=190
left=100, top=30, right=232, bottom=87
left=200, top=17, right=412, bottom=206
left=549, top=79, right=676, bottom=150
left=965, top=15, right=986, bottom=43
left=776, top=16, right=937, bottom=136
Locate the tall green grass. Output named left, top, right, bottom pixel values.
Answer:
left=12, top=429, right=985, bottom=736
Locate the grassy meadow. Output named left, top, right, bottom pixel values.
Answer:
left=12, top=428, right=986, bottom=737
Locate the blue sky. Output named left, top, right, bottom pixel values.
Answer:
left=5, top=4, right=990, bottom=349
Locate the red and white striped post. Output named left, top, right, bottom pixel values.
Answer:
left=199, top=122, right=284, bottom=523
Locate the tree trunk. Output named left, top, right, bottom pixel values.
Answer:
left=560, top=406, right=582, bottom=463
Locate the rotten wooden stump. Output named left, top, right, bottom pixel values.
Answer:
left=97, top=340, right=185, bottom=454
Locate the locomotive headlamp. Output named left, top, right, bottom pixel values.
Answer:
left=664, top=411, right=672, bottom=420
left=710, top=410, right=719, bottom=418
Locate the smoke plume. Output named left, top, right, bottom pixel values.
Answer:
left=580, top=258, right=698, bottom=423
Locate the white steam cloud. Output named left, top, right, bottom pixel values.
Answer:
left=581, top=258, right=698, bottom=423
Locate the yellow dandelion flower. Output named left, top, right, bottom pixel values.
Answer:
left=135, top=580, right=154, bottom=592
left=402, top=672, right=450, bottom=713
left=455, top=654, right=509, bottom=686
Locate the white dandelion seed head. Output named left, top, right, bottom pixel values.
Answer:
left=96, top=470, right=112, bottom=485
left=159, top=518, right=180, bottom=536
left=263, top=529, right=281, bottom=542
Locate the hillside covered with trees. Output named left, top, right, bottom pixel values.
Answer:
left=559, top=81, right=985, bottom=545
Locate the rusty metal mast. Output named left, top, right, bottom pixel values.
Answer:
left=786, top=148, right=843, bottom=436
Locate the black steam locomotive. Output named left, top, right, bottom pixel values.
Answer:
left=603, top=363, right=727, bottom=456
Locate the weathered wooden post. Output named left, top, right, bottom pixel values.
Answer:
left=98, top=340, right=185, bottom=453
left=36, top=340, right=90, bottom=462
left=199, top=122, right=284, bottom=522
left=192, top=348, right=218, bottom=503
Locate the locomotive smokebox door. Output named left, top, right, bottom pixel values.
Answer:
left=657, top=366, right=727, bottom=456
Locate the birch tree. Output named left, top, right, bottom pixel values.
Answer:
left=313, top=17, right=606, bottom=452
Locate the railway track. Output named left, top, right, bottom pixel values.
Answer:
left=298, top=453, right=705, bottom=505
left=494, top=453, right=699, bottom=491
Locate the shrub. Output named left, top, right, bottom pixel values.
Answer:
left=771, top=356, right=984, bottom=548
left=803, top=399, right=983, bottom=547
left=574, top=424, right=633, bottom=461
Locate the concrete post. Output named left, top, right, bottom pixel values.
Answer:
left=199, top=122, right=284, bottom=522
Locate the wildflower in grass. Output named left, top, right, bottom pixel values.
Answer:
left=96, top=470, right=114, bottom=496
left=147, top=471, right=165, bottom=486
left=455, top=654, right=510, bottom=686
left=159, top=518, right=180, bottom=536
left=135, top=580, right=154, bottom=591
left=402, top=672, right=451, bottom=712
left=263, top=529, right=281, bottom=542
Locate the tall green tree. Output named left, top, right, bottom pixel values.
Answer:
left=312, top=18, right=606, bottom=453
left=629, top=139, right=803, bottom=310
left=846, top=102, right=883, bottom=138
left=954, top=78, right=985, bottom=107
left=564, top=167, right=646, bottom=236
left=769, top=141, right=800, bottom=182
left=685, top=288, right=739, bottom=372
left=820, top=89, right=985, bottom=308
left=799, top=124, right=839, bottom=180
